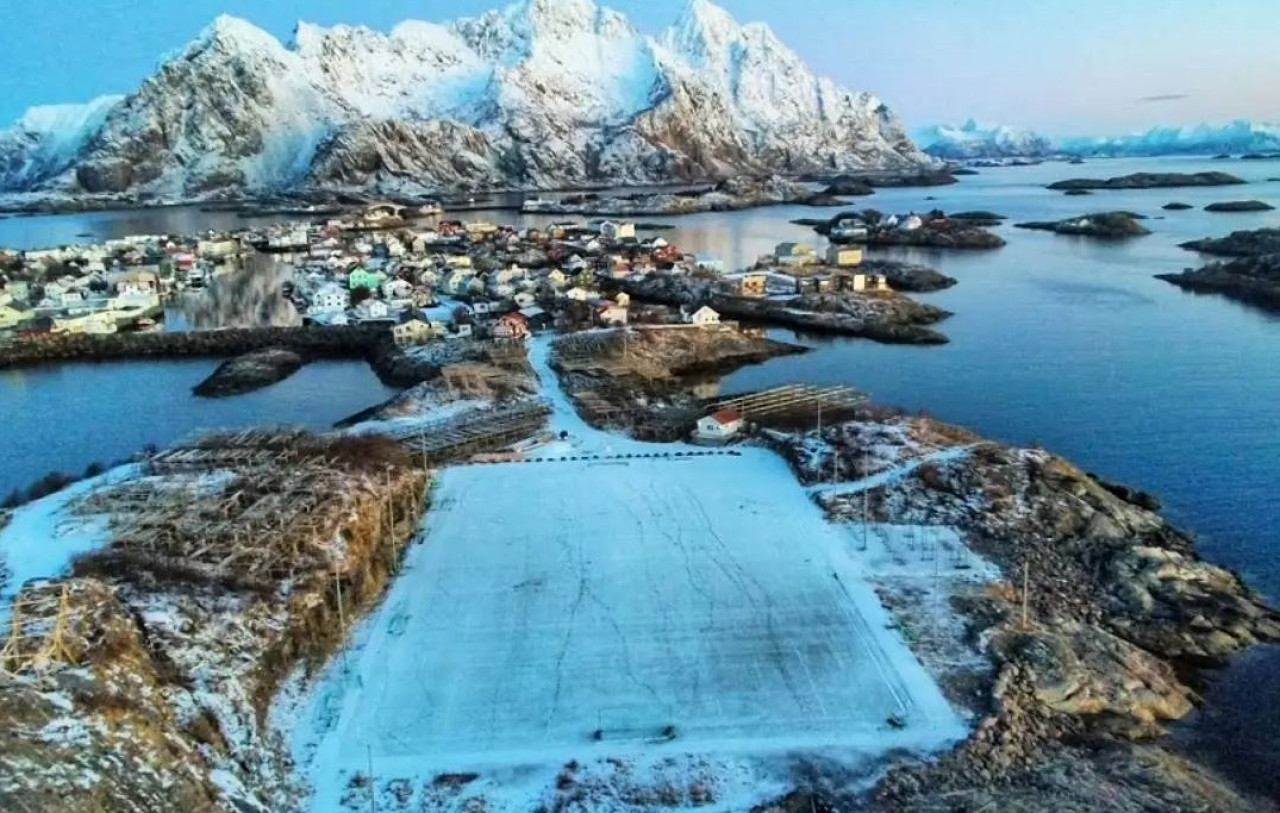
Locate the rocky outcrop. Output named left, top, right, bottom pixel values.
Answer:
left=1047, top=171, right=1246, bottom=191
left=772, top=412, right=1280, bottom=812
left=1157, top=254, right=1280, bottom=311
left=1015, top=211, right=1151, bottom=239
left=1204, top=200, right=1275, bottom=212
left=192, top=347, right=303, bottom=397
left=1162, top=201, right=1193, bottom=210
left=857, top=259, right=957, bottom=292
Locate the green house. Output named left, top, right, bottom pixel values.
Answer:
left=348, top=268, right=385, bottom=291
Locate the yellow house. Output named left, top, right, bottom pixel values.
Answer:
left=392, top=318, right=437, bottom=347
left=0, top=305, right=32, bottom=329
left=826, top=245, right=864, bottom=267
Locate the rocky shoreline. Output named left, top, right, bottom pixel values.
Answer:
left=1015, top=211, right=1151, bottom=239
left=758, top=410, right=1280, bottom=811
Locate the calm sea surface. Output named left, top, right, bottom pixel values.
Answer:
left=1, top=156, right=1279, bottom=798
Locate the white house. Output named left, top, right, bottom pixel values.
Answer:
left=688, top=306, right=721, bottom=327
left=382, top=278, right=414, bottom=300
left=354, top=298, right=392, bottom=321
left=694, top=410, right=744, bottom=444
left=899, top=215, right=924, bottom=232
left=564, top=286, right=592, bottom=302
left=310, top=283, right=349, bottom=313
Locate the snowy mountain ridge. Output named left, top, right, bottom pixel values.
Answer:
left=920, top=117, right=1280, bottom=160
left=1059, top=119, right=1280, bottom=157
left=916, top=119, right=1054, bottom=160
left=0, top=0, right=926, bottom=201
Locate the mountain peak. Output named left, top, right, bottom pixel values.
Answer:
left=667, top=0, right=742, bottom=58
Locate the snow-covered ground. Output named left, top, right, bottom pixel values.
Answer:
left=0, top=466, right=136, bottom=623
left=288, top=336, right=971, bottom=810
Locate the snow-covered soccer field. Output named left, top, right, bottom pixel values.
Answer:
left=301, top=448, right=965, bottom=798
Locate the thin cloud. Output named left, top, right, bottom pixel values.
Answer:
left=1137, top=93, right=1189, bottom=104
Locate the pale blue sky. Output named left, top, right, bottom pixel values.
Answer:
left=2, top=0, right=1278, bottom=135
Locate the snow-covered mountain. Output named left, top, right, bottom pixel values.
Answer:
left=1059, top=120, right=1280, bottom=157
left=0, top=96, right=124, bottom=191
left=919, top=117, right=1280, bottom=160
left=916, top=119, right=1054, bottom=160
left=0, top=0, right=926, bottom=201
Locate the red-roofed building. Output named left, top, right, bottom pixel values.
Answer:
left=694, top=409, right=744, bottom=444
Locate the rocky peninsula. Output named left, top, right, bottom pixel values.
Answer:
left=759, top=409, right=1280, bottom=812
left=192, top=348, right=304, bottom=397
left=1047, top=171, right=1246, bottom=191
left=1015, top=211, right=1151, bottom=239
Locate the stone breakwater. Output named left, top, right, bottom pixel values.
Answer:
left=0, top=326, right=438, bottom=388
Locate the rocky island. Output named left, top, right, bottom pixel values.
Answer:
left=1204, top=200, right=1276, bottom=212
left=1015, top=211, right=1151, bottom=239
left=1157, top=254, right=1280, bottom=311
left=1180, top=226, right=1280, bottom=256
left=1162, top=201, right=1193, bottom=210
left=192, top=348, right=304, bottom=397
left=947, top=210, right=1008, bottom=227
left=803, top=209, right=1007, bottom=250
left=619, top=273, right=952, bottom=344
left=1047, top=171, right=1246, bottom=191
left=522, top=175, right=843, bottom=217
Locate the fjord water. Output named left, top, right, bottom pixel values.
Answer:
left=1, top=156, right=1278, bottom=796
left=0, top=359, right=399, bottom=497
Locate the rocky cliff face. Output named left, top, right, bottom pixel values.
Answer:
left=0, top=0, right=928, bottom=201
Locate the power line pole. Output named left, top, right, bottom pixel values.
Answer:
left=1021, top=560, right=1030, bottom=628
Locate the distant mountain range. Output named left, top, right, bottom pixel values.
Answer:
left=0, top=0, right=927, bottom=203
left=919, top=118, right=1280, bottom=160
